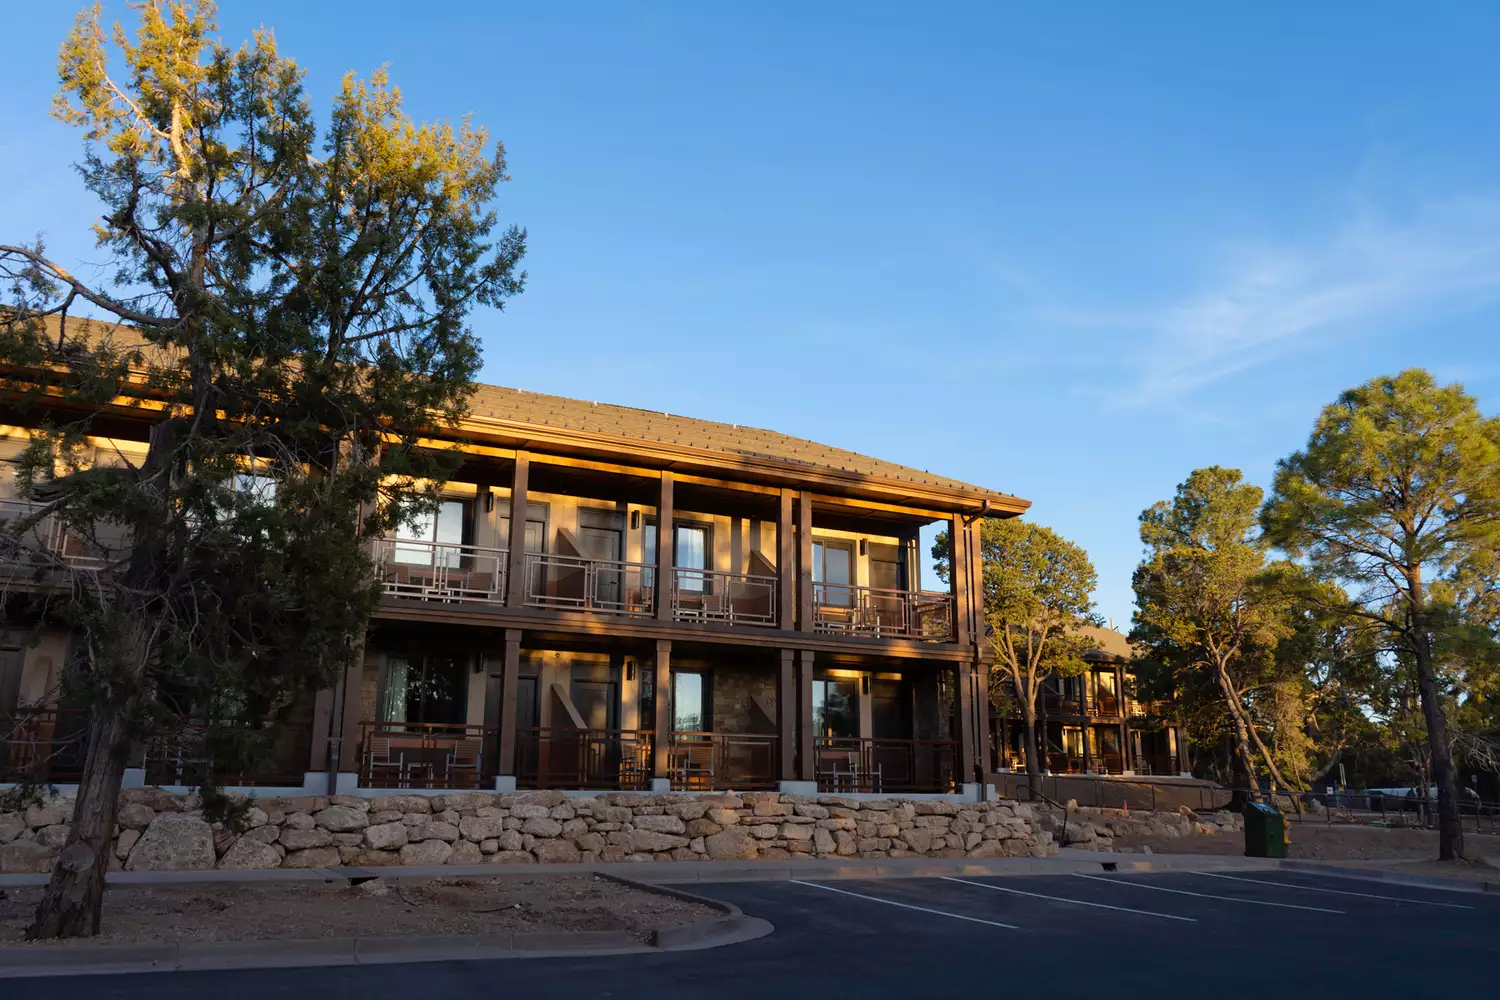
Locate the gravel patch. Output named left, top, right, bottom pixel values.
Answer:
left=0, top=874, right=721, bottom=947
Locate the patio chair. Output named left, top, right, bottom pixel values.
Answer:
left=445, top=737, right=484, bottom=788
left=363, top=734, right=407, bottom=787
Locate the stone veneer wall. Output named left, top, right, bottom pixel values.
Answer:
left=0, top=789, right=1060, bottom=873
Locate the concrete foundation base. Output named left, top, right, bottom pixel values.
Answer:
left=778, top=780, right=818, bottom=796
left=650, top=778, right=672, bottom=793
left=121, top=768, right=146, bottom=789
left=494, top=775, right=518, bottom=793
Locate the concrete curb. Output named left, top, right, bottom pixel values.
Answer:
left=1279, top=860, right=1500, bottom=894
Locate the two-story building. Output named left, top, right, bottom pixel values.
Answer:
left=2, top=364, right=1031, bottom=800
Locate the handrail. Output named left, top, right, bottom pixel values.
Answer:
left=373, top=537, right=508, bottom=605
left=522, top=552, right=655, bottom=616
left=812, top=584, right=954, bottom=640
left=671, top=568, right=778, bottom=627
left=813, top=735, right=959, bottom=793
left=0, top=498, right=108, bottom=571
left=514, top=726, right=654, bottom=790
left=667, top=731, right=778, bottom=790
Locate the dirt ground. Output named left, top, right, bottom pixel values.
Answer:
left=1111, top=822, right=1500, bottom=862
left=0, top=874, right=721, bottom=947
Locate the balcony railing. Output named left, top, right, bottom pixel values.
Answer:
left=522, top=553, right=655, bottom=616
left=814, top=736, right=959, bottom=794
left=142, top=717, right=312, bottom=788
left=667, top=732, right=779, bottom=790
left=812, top=584, right=954, bottom=640
left=1, top=708, right=89, bottom=783
left=1133, top=754, right=1179, bottom=776
left=515, top=727, right=653, bottom=790
left=0, top=499, right=108, bottom=572
left=670, top=569, right=778, bottom=627
left=373, top=538, right=508, bottom=606
left=359, top=721, right=497, bottom=789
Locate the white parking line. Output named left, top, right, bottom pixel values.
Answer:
left=788, top=880, right=1021, bottom=929
left=1194, top=872, right=1476, bottom=909
left=940, top=876, right=1197, bottom=922
left=1072, top=874, right=1346, bottom=914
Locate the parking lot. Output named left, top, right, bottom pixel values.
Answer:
left=11, top=868, right=1498, bottom=1000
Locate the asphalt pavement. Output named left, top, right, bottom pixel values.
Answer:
left=8, top=869, right=1496, bottom=999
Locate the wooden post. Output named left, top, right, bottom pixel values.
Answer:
left=974, top=658, right=992, bottom=781
left=797, top=492, right=814, bottom=632
left=308, top=687, right=334, bottom=771
left=797, top=649, right=815, bottom=782
left=655, top=472, right=674, bottom=622
left=504, top=453, right=529, bottom=608
left=496, top=629, right=522, bottom=776
left=778, top=648, right=796, bottom=780
left=950, top=514, right=969, bottom=646
left=778, top=489, right=795, bottom=629
left=336, top=649, right=364, bottom=776
left=966, top=518, right=985, bottom=640
left=654, top=639, right=673, bottom=777
left=956, top=660, right=976, bottom=786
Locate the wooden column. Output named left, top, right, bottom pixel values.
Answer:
left=1118, top=664, right=1129, bottom=774
left=955, top=660, right=976, bottom=785
left=797, top=649, right=815, bottom=782
left=337, top=651, right=364, bottom=774
left=308, top=687, right=335, bottom=771
left=966, top=518, right=985, bottom=640
left=496, top=629, right=522, bottom=775
left=655, top=472, right=674, bottom=622
left=653, top=639, right=673, bottom=776
left=950, top=514, right=969, bottom=647
left=974, top=658, right=992, bottom=781
left=796, top=492, right=814, bottom=632
left=778, top=489, right=795, bottom=629
left=778, top=648, right=796, bottom=780
left=504, top=454, right=529, bottom=608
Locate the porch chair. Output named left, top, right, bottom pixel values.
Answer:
left=363, top=734, right=408, bottom=787
left=445, top=737, right=484, bottom=788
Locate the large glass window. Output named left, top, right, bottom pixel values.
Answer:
left=812, top=676, right=859, bottom=738
left=812, top=540, right=853, bottom=606
left=378, top=655, right=467, bottom=725
left=672, top=671, right=710, bottom=733
left=395, top=499, right=470, bottom=568
left=644, top=521, right=711, bottom=592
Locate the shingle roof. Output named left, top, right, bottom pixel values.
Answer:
left=466, top=383, right=1022, bottom=503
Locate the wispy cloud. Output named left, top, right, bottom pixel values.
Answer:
left=1066, top=196, right=1500, bottom=405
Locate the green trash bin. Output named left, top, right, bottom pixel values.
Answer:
left=1243, top=801, right=1288, bottom=858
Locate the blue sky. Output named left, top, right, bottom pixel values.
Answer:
left=4, top=2, right=1498, bottom=626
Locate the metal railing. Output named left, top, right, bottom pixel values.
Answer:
left=1, top=708, right=90, bottom=783
left=667, top=732, right=779, bottom=790
left=522, top=552, right=655, bottom=616
left=0, top=498, right=108, bottom=572
left=814, top=736, right=959, bottom=794
left=812, top=584, right=955, bottom=640
left=514, top=727, right=653, bottom=790
left=373, top=538, right=508, bottom=605
left=358, top=721, right=496, bottom=789
left=142, top=717, right=312, bottom=788
left=670, top=569, right=778, bottom=627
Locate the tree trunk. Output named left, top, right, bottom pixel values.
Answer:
left=1214, top=663, right=1259, bottom=800
left=1021, top=704, right=1043, bottom=789
left=1412, top=630, right=1464, bottom=860
left=25, top=647, right=142, bottom=938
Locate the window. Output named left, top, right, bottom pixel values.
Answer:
left=1061, top=727, right=1085, bottom=759
left=643, top=521, right=712, bottom=592
left=672, top=671, right=710, bottom=733
left=811, top=540, right=853, bottom=606
left=394, top=498, right=471, bottom=568
left=230, top=473, right=277, bottom=504
left=812, top=676, right=858, bottom=738
left=379, top=655, right=467, bottom=725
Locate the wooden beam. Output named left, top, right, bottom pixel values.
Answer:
left=950, top=514, right=969, bottom=647
left=797, top=492, right=814, bottom=632
left=655, top=471, right=674, bottom=622
left=654, top=639, right=672, bottom=777
left=797, top=649, right=816, bottom=782
left=974, top=658, right=992, bottom=780
left=966, top=517, right=985, bottom=642
left=496, top=628, right=522, bottom=775
left=779, top=648, right=796, bottom=780
left=505, top=453, right=530, bottom=609
left=956, top=660, right=976, bottom=786
left=778, top=489, right=795, bottom=628
left=308, top=687, right=334, bottom=772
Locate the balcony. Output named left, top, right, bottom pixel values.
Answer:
left=373, top=538, right=508, bottom=605
left=359, top=721, right=499, bottom=789
left=1, top=708, right=89, bottom=783
left=522, top=552, right=655, bottom=616
left=0, top=498, right=107, bottom=573
left=813, top=584, right=954, bottom=641
left=814, top=736, right=959, bottom=794
left=670, top=569, right=777, bottom=627
left=514, top=727, right=653, bottom=790
left=666, top=732, right=779, bottom=790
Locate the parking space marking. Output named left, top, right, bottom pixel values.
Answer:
left=940, top=876, right=1197, bottom=922
left=1194, top=872, right=1475, bottom=909
left=787, top=880, right=1021, bottom=929
left=1072, top=874, right=1346, bottom=914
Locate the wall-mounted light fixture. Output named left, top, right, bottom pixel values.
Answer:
left=484, top=490, right=494, bottom=513
left=858, top=538, right=868, bottom=556
left=625, top=660, right=636, bottom=681
left=630, top=510, right=641, bottom=530
left=860, top=674, right=870, bottom=695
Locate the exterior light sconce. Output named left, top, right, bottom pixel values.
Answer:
left=484, top=490, right=494, bottom=513
left=858, top=538, right=868, bottom=556
left=625, top=660, right=636, bottom=681
left=860, top=674, right=870, bottom=695
left=630, top=510, right=641, bottom=530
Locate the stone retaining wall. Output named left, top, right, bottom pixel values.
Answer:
left=0, top=789, right=1060, bottom=873
left=1040, top=803, right=1245, bottom=850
